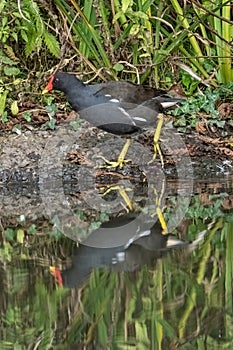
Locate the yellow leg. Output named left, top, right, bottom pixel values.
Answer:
left=100, top=185, right=133, bottom=210
left=151, top=181, right=167, bottom=234
left=97, top=138, right=131, bottom=169
left=156, top=207, right=167, bottom=234
left=149, top=113, right=164, bottom=168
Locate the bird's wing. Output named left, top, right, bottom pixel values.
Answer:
left=89, top=81, right=135, bottom=103
left=89, top=82, right=167, bottom=104
left=79, top=102, right=141, bottom=135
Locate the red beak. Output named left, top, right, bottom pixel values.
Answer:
left=50, top=266, right=63, bottom=287
left=42, top=76, right=54, bottom=94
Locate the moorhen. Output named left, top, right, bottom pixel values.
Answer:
left=50, top=214, right=214, bottom=288
left=50, top=214, right=189, bottom=288
left=43, top=72, right=183, bottom=168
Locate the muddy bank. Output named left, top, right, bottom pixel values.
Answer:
left=0, top=122, right=232, bottom=171
left=0, top=124, right=232, bottom=224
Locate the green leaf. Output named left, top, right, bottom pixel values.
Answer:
left=28, top=224, right=37, bottom=234
left=11, top=100, right=19, bottom=115
left=24, top=27, right=37, bottom=57
left=13, top=78, right=22, bottom=85
left=11, top=32, right=18, bottom=42
left=3, top=66, right=20, bottom=76
left=122, top=0, right=133, bottom=13
left=46, top=117, right=56, bottom=130
left=113, top=11, right=125, bottom=23
left=43, top=30, right=60, bottom=58
left=46, top=103, right=58, bottom=116
left=4, top=228, right=15, bottom=241
left=0, top=0, right=6, bottom=13
left=130, top=24, right=140, bottom=36
left=20, top=29, right=28, bottom=43
left=12, top=124, right=22, bottom=135
left=113, top=63, right=124, bottom=71
left=131, top=11, right=149, bottom=20
left=0, top=90, right=8, bottom=115
left=1, top=16, right=7, bottom=27
left=17, top=229, right=24, bottom=244
left=1, top=111, right=8, bottom=122
left=23, top=111, right=32, bottom=122
left=70, top=119, right=82, bottom=131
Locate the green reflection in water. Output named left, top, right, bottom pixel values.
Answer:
left=0, top=195, right=232, bottom=349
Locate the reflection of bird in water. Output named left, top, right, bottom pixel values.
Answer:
left=51, top=214, right=190, bottom=288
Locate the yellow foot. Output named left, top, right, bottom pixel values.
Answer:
left=96, top=138, right=131, bottom=169
left=100, top=185, right=133, bottom=210
left=96, top=155, right=131, bottom=169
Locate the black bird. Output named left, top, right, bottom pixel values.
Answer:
left=43, top=71, right=183, bottom=167
left=50, top=214, right=189, bottom=288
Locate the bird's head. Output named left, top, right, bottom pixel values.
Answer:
left=42, top=71, right=81, bottom=94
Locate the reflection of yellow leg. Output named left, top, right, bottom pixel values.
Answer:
left=149, top=113, right=164, bottom=168
left=156, top=207, right=167, bottom=234
left=101, top=185, right=133, bottom=210
left=152, top=181, right=167, bottom=234
left=98, top=138, right=131, bottom=169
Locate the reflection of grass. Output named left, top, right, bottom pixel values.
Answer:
left=0, top=278, right=68, bottom=349
left=178, top=218, right=223, bottom=339
left=55, top=219, right=232, bottom=349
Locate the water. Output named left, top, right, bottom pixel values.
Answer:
left=0, top=125, right=232, bottom=349
left=0, top=164, right=232, bottom=350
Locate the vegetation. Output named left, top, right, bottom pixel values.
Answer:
left=171, top=83, right=233, bottom=132
left=0, top=1, right=232, bottom=348
left=0, top=0, right=232, bottom=127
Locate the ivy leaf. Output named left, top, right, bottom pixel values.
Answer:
left=46, top=117, right=56, bottom=130
left=23, top=111, right=32, bottom=122
left=28, top=224, right=37, bottom=234
left=12, top=124, right=22, bottom=135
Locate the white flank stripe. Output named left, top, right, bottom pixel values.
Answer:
left=124, top=229, right=151, bottom=249
left=133, top=116, right=147, bottom=122
left=110, top=98, right=120, bottom=103
left=105, top=94, right=111, bottom=97
left=161, top=101, right=179, bottom=108
left=118, top=106, right=130, bottom=117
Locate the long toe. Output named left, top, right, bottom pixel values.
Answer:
left=97, top=155, right=131, bottom=169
